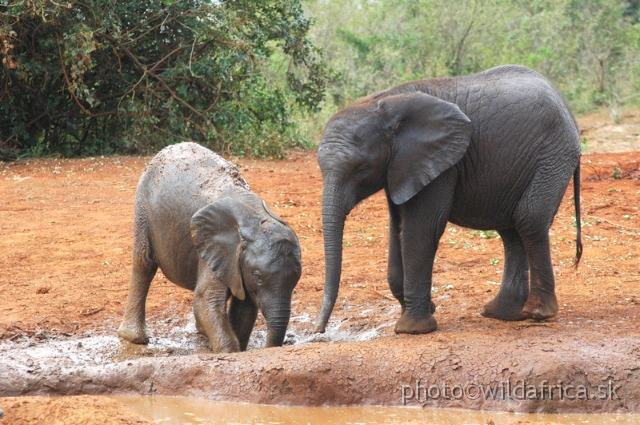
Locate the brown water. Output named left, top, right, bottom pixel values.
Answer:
left=113, top=396, right=640, bottom=425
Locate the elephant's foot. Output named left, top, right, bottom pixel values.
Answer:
left=481, top=294, right=527, bottom=321
left=521, top=292, right=558, bottom=320
left=117, top=321, right=149, bottom=344
left=195, top=317, right=206, bottom=335
left=313, top=321, right=327, bottom=334
left=394, top=311, right=437, bottom=335
left=400, top=301, right=436, bottom=314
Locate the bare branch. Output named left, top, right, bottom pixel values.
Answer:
left=100, top=33, right=206, bottom=120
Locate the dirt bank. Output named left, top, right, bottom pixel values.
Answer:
left=2, top=330, right=639, bottom=413
left=0, top=396, right=154, bottom=425
left=0, top=110, right=639, bottom=422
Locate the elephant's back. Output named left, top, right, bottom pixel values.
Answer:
left=455, top=65, right=577, bottom=129
left=448, top=67, right=581, bottom=229
left=140, top=142, right=250, bottom=202
left=135, top=142, right=251, bottom=287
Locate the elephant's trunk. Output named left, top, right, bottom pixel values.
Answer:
left=263, top=301, right=291, bottom=348
left=314, top=186, right=348, bottom=333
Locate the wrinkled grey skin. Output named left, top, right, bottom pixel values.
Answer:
left=315, top=65, right=582, bottom=335
left=118, top=142, right=302, bottom=352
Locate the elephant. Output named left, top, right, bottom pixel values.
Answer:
left=314, top=65, right=583, bottom=335
left=118, top=142, right=302, bottom=352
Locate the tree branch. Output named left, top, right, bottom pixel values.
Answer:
left=1, top=112, right=48, bottom=148
left=57, top=40, right=94, bottom=116
left=99, top=33, right=206, bottom=119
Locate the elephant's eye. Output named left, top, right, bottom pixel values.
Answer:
left=355, top=164, right=370, bottom=180
left=253, top=270, right=263, bottom=286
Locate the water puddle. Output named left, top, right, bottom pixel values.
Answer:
left=113, top=396, right=640, bottom=425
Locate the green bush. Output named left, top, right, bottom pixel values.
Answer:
left=0, top=0, right=331, bottom=159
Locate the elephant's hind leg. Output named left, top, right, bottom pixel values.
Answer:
left=514, top=170, right=569, bottom=320
left=481, top=228, right=529, bottom=321
left=519, top=230, right=558, bottom=320
left=118, top=261, right=157, bottom=343
left=118, top=215, right=157, bottom=344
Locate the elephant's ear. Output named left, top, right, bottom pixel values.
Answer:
left=191, top=198, right=246, bottom=300
left=261, top=200, right=287, bottom=226
left=380, top=92, right=472, bottom=205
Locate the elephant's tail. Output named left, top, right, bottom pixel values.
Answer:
left=573, top=161, right=583, bottom=268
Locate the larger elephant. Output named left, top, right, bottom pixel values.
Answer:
left=118, top=142, right=302, bottom=352
left=314, top=65, right=582, bottom=335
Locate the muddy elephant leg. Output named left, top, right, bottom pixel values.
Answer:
left=481, top=228, right=529, bottom=321
left=229, top=296, right=258, bottom=351
left=193, top=267, right=240, bottom=352
left=118, top=223, right=158, bottom=344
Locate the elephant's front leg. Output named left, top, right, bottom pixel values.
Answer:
left=193, top=267, right=241, bottom=353
left=387, top=200, right=436, bottom=315
left=387, top=200, right=405, bottom=310
left=229, top=296, right=258, bottom=351
left=393, top=188, right=451, bottom=335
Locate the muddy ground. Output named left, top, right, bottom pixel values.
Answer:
left=0, top=110, right=639, bottom=424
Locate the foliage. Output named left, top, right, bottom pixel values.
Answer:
left=302, top=0, right=640, bottom=119
left=2, top=0, right=639, bottom=158
left=0, top=0, right=330, bottom=158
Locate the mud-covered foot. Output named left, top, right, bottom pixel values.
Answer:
left=521, top=292, right=558, bottom=320
left=117, top=321, right=149, bottom=344
left=394, top=311, right=437, bottom=334
left=195, top=317, right=206, bottom=335
left=313, top=321, right=327, bottom=334
left=481, top=296, right=527, bottom=321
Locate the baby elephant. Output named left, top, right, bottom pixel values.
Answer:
left=118, top=142, right=302, bottom=352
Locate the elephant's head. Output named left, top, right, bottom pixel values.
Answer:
left=314, top=91, right=472, bottom=333
left=191, top=192, right=302, bottom=347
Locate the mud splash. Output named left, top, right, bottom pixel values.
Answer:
left=0, top=313, right=391, bottom=374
